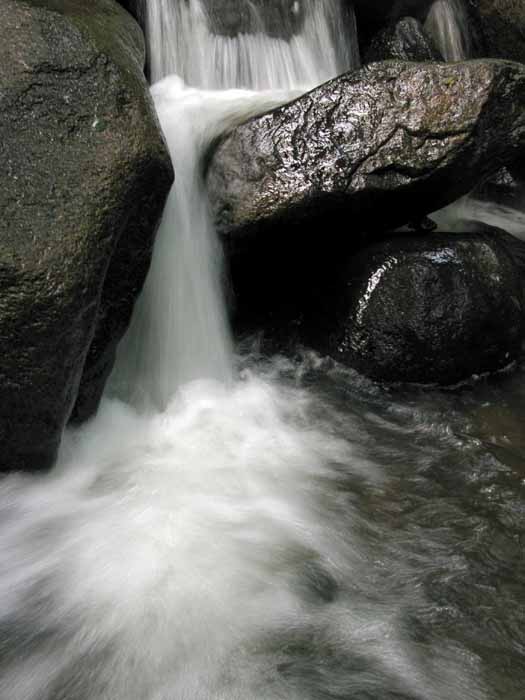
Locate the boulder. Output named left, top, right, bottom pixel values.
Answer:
left=0, top=0, right=173, bottom=471
left=364, top=16, right=443, bottom=63
left=306, top=231, right=525, bottom=385
left=208, top=60, right=525, bottom=242
left=468, top=0, right=525, bottom=64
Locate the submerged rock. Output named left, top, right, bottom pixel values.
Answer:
left=0, top=0, right=173, bottom=471
left=364, top=16, right=442, bottom=63
left=208, top=59, right=525, bottom=242
left=309, top=231, right=524, bottom=386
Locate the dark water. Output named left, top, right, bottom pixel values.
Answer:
left=240, top=349, right=525, bottom=700
left=0, top=351, right=524, bottom=700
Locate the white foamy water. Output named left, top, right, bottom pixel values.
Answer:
left=425, top=0, right=471, bottom=61
left=0, top=360, right=488, bottom=700
left=0, top=374, right=355, bottom=699
left=110, top=77, right=296, bottom=408
left=431, top=196, right=525, bottom=240
left=146, top=0, right=359, bottom=88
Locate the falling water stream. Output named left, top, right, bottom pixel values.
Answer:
left=424, top=0, right=471, bottom=61
left=146, top=0, right=358, bottom=87
left=1, top=2, right=524, bottom=699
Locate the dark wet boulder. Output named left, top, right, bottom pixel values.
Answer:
left=208, top=59, right=525, bottom=242
left=364, top=16, right=442, bottom=63
left=308, top=231, right=524, bottom=386
left=468, top=0, right=525, bottom=64
left=0, top=0, right=173, bottom=471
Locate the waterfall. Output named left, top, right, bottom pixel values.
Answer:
left=112, top=0, right=358, bottom=408
left=110, top=80, right=295, bottom=408
left=146, top=0, right=359, bottom=89
left=0, top=3, right=501, bottom=700
left=425, top=0, right=471, bottom=61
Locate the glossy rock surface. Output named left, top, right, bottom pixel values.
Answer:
left=315, top=231, right=525, bottom=385
left=208, top=59, right=525, bottom=242
left=0, top=0, right=173, bottom=470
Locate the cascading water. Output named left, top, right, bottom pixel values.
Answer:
left=112, top=0, right=357, bottom=407
left=425, top=0, right=525, bottom=238
left=109, top=79, right=296, bottom=407
left=146, top=0, right=359, bottom=88
left=425, top=0, right=471, bottom=61
left=1, top=2, right=523, bottom=700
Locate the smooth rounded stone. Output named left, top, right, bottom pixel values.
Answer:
left=208, top=59, right=525, bottom=241
left=364, top=16, right=443, bottom=63
left=312, top=232, right=524, bottom=386
left=0, top=0, right=173, bottom=471
left=468, top=0, right=525, bottom=63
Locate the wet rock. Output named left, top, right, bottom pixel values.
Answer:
left=468, top=0, right=525, bottom=64
left=208, top=59, right=525, bottom=241
left=364, top=16, right=443, bottom=63
left=0, top=0, right=173, bottom=471
left=309, top=231, right=525, bottom=385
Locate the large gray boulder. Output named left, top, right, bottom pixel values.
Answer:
left=0, top=0, right=173, bottom=471
left=208, top=60, right=525, bottom=241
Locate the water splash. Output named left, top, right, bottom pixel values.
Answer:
left=431, top=196, right=525, bottom=240
left=0, top=357, right=490, bottom=700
